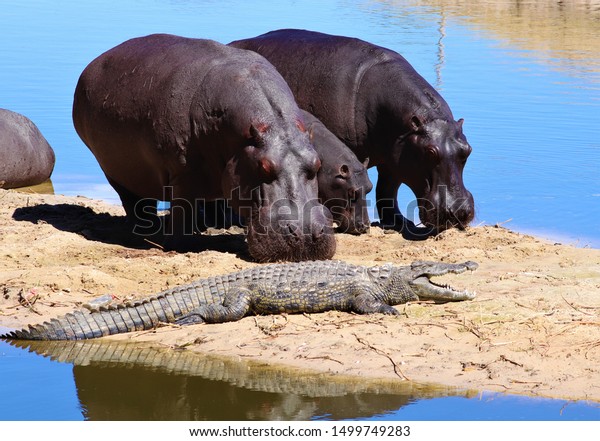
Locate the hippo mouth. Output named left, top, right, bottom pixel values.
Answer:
left=417, top=177, right=474, bottom=232
left=332, top=211, right=369, bottom=235
left=409, top=261, right=478, bottom=301
left=326, top=193, right=370, bottom=235
left=245, top=200, right=336, bottom=263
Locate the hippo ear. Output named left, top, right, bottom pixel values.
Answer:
left=362, top=157, right=370, bottom=168
left=410, top=116, right=423, bottom=131
left=338, top=164, right=350, bottom=179
left=457, top=118, right=464, bottom=131
left=249, top=122, right=269, bottom=140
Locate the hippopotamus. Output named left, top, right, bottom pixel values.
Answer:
left=301, top=110, right=372, bottom=234
left=199, top=110, right=373, bottom=235
left=230, top=29, right=475, bottom=235
left=0, top=108, right=55, bottom=189
left=72, top=33, right=336, bottom=262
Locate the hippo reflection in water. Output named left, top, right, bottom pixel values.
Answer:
left=230, top=29, right=475, bottom=236
left=73, top=33, right=336, bottom=262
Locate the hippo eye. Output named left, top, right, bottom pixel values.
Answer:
left=296, top=119, right=306, bottom=133
left=258, top=157, right=277, bottom=181
left=425, top=145, right=440, bottom=164
left=306, top=157, right=321, bottom=180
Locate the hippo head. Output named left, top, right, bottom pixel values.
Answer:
left=223, top=120, right=336, bottom=262
left=318, top=157, right=373, bottom=235
left=402, top=116, right=475, bottom=231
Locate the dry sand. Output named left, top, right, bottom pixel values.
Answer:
left=1, top=188, right=599, bottom=402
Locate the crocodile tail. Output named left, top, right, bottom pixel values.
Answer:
left=1, top=289, right=199, bottom=341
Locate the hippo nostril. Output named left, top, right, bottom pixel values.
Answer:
left=455, top=205, right=473, bottom=223
left=312, top=224, right=325, bottom=241
left=287, top=223, right=301, bottom=238
left=448, top=207, right=472, bottom=230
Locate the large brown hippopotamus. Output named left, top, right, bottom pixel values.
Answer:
left=0, top=108, right=55, bottom=189
left=300, top=110, right=372, bottom=234
left=230, top=29, right=475, bottom=235
left=72, top=33, right=336, bottom=262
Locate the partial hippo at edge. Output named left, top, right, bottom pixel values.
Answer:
left=72, top=33, right=336, bottom=262
left=0, top=108, right=55, bottom=189
left=230, top=29, right=475, bottom=236
left=301, top=110, right=372, bottom=235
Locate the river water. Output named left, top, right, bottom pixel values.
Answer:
left=1, top=0, right=599, bottom=420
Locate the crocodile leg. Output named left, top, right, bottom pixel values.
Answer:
left=349, top=282, right=404, bottom=315
left=176, top=285, right=253, bottom=325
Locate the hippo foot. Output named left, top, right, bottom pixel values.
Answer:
left=374, top=214, right=435, bottom=241
left=162, top=234, right=202, bottom=252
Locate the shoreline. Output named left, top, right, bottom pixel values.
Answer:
left=1, top=188, right=600, bottom=403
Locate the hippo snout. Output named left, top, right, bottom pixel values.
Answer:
left=420, top=189, right=475, bottom=231
left=449, top=196, right=475, bottom=230
left=246, top=203, right=336, bottom=262
left=335, top=214, right=370, bottom=235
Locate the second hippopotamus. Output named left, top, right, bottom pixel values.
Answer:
left=301, top=110, right=372, bottom=234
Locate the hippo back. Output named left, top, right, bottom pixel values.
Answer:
left=230, top=29, right=451, bottom=158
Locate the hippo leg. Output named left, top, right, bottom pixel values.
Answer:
left=375, top=166, right=432, bottom=240
left=198, top=200, right=244, bottom=230
left=161, top=185, right=199, bottom=251
left=106, top=175, right=160, bottom=237
left=195, top=200, right=211, bottom=232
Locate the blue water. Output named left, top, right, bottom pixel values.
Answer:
left=1, top=0, right=600, bottom=421
left=0, top=341, right=83, bottom=420
left=2, top=339, right=599, bottom=421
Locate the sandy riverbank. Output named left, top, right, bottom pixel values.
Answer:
left=1, top=188, right=599, bottom=402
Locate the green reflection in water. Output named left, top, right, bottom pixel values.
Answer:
left=9, top=340, right=476, bottom=421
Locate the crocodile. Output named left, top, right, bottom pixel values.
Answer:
left=0, top=260, right=477, bottom=341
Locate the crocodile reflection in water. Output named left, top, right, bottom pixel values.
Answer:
left=10, top=340, right=477, bottom=420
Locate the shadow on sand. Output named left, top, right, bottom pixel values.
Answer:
left=11, top=203, right=251, bottom=259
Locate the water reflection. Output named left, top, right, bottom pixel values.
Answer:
left=10, top=179, right=55, bottom=195
left=390, top=0, right=600, bottom=81
left=8, top=340, right=474, bottom=421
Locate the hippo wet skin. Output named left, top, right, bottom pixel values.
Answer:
left=0, top=108, right=55, bottom=189
left=72, top=33, right=335, bottom=262
left=230, top=29, right=475, bottom=234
